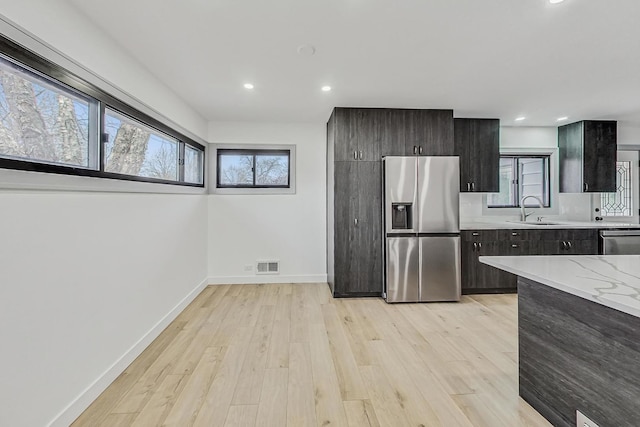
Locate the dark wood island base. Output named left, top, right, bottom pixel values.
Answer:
left=518, top=277, right=640, bottom=427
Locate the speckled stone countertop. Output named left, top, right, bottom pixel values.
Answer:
left=480, top=255, right=640, bottom=317
left=461, top=220, right=640, bottom=230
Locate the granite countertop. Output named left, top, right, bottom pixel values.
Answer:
left=480, top=255, right=640, bottom=318
left=461, top=220, right=640, bottom=230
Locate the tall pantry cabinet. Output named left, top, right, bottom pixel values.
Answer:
left=327, top=108, right=454, bottom=297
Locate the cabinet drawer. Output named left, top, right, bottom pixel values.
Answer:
left=497, top=229, right=557, bottom=241
left=462, top=230, right=498, bottom=241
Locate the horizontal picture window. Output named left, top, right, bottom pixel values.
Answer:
left=0, top=34, right=205, bottom=187
left=0, top=53, right=98, bottom=169
left=217, top=149, right=291, bottom=189
left=104, top=108, right=179, bottom=181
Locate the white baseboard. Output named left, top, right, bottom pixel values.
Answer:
left=207, top=274, right=328, bottom=285
left=48, top=277, right=209, bottom=427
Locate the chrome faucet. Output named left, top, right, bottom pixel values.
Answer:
left=520, top=195, right=544, bottom=222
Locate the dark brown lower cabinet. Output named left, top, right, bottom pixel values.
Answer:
left=331, top=161, right=382, bottom=297
left=461, top=229, right=599, bottom=294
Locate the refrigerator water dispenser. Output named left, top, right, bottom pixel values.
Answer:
left=391, top=203, right=413, bottom=230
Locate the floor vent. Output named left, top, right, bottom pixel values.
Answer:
left=256, top=260, right=279, bottom=275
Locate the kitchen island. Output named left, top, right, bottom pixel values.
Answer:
left=480, top=255, right=640, bottom=427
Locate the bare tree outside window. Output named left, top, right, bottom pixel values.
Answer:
left=255, top=155, right=288, bottom=185
left=217, top=150, right=290, bottom=187
left=104, top=109, right=178, bottom=181
left=0, top=57, right=91, bottom=168
left=0, top=51, right=205, bottom=186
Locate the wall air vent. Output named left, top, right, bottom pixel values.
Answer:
left=256, top=260, right=279, bottom=275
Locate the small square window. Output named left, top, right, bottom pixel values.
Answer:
left=216, top=148, right=291, bottom=189
left=487, top=155, right=550, bottom=208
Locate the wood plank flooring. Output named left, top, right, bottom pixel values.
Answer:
left=71, top=284, right=551, bottom=427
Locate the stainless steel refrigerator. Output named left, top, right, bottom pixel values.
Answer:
left=383, top=156, right=461, bottom=303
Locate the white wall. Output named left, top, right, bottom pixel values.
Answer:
left=0, top=6, right=211, bottom=427
left=0, top=192, right=208, bottom=427
left=460, top=126, right=593, bottom=222
left=0, top=0, right=207, bottom=141
left=207, top=121, right=327, bottom=284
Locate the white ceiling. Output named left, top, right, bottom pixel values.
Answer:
left=65, top=0, right=640, bottom=126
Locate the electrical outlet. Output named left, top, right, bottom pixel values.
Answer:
left=576, top=410, right=600, bottom=427
left=243, top=264, right=253, bottom=272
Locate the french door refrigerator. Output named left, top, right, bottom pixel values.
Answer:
left=383, top=156, right=461, bottom=302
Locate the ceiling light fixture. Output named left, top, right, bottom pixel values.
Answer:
left=515, top=116, right=526, bottom=121
left=557, top=116, right=569, bottom=122
left=321, top=86, right=332, bottom=92
left=549, top=0, right=565, bottom=4
left=243, top=83, right=254, bottom=90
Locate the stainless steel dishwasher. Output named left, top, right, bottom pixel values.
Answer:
left=600, top=230, right=640, bottom=254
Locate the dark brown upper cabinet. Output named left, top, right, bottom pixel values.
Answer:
left=454, top=118, right=500, bottom=192
left=329, top=107, right=454, bottom=161
left=558, top=120, right=617, bottom=193
left=404, top=109, right=454, bottom=156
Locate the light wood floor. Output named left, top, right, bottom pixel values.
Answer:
left=72, top=284, right=551, bottom=427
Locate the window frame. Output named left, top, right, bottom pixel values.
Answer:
left=0, top=33, right=205, bottom=187
left=211, top=144, right=296, bottom=195
left=487, top=154, right=551, bottom=208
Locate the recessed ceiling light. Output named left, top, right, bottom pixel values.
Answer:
left=549, top=0, right=565, bottom=4
left=557, top=116, right=569, bottom=122
left=297, top=44, right=316, bottom=56
left=321, top=86, right=332, bottom=92
left=243, top=83, right=254, bottom=90
left=515, top=116, right=526, bottom=121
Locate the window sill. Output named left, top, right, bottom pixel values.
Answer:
left=0, top=168, right=206, bottom=194
left=210, top=186, right=295, bottom=195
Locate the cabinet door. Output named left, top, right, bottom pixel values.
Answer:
left=356, top=109, right=382, bottom=161
left=333, top=162, right=359, bottom=295
left=565, top=229, right=598, bottom=255
left=470, top=119, right=500, bottom=192
left=475, top=241, right=503, bottom=289
left=460, top=239, right=478, bottom=291
left=583, top=121, right=617, bottom=192
left=357, top=161, right=383, bottom=294
left=454, top=118, right=472, bottom=192
left=333, top=108, right=359, bottom=162
left=405, top=109, right=426, bottom=156
left=379, top=109, right=406, bottom=157
left=424, top=110, right=454, bottom=155
left=406, top=110, right=454, bottom=156
left=558, top=121, right=584, bottom=193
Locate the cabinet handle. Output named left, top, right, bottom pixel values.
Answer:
left=562, top=241, right=567, bottom=250
left=512, top=232, right=519, bottom=236
left=354, top=218, right=358, bottom=227
left=354, top=151, right=358, bottom=160
left=419, top=146, right=423, bottom=155
left=584, top=182, right=589, bottom=192
left=473, top=242, right=477, bottom=251
left=471, top=182, right=475, bottom=191
left=478, top=242, right=482, bottom=249
left=567, top=241, right=572, bottom=250
left=472, top=232, right=479, bottom=236
left=413, top=146, right=418, bottom=155
left=511, top=244, right=519, bottom=248
left=359, top=151, right=363, bottom=160
left=467, top=182, right=471, bottom=191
